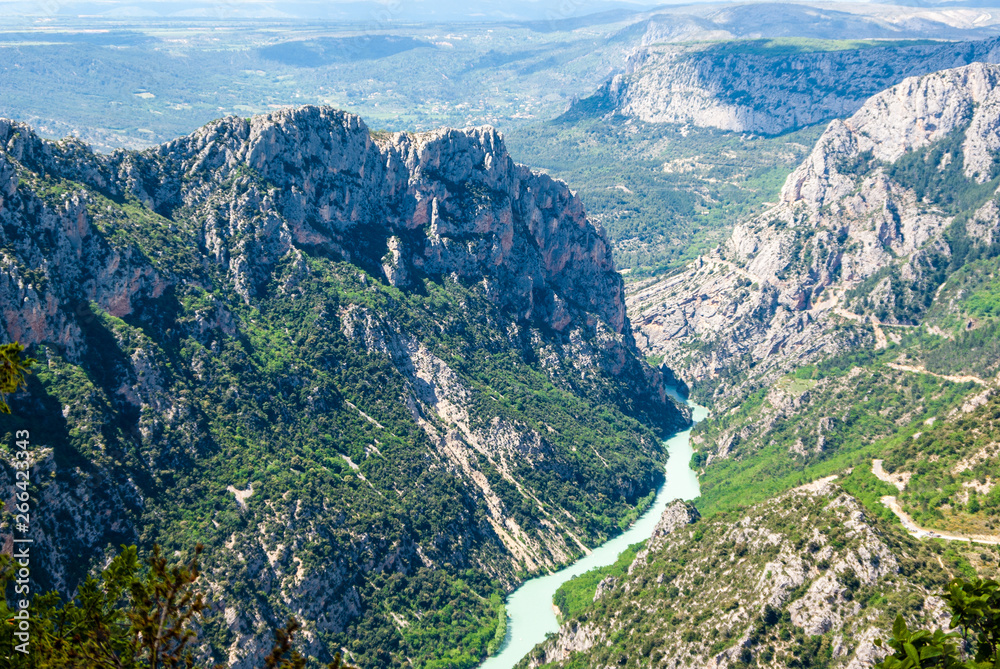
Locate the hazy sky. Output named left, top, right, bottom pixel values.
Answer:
left=1, top=0, right=961, bottom=25
left=0, top=0, right=852, bottom=21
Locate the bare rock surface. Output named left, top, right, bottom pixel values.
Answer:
left=630, top=63, right=1000, bottom=402
left=523, top=484, right=950, bottom=669
left=582, top=38, right=1000, bottom=134
left=0, top=107, right=686, bottom=666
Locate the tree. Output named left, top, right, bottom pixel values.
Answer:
left=1, top=544, right=358, bottom=669
left=2, top=544, right=210, bottom=668
left=945, top=578, right=1000, bottom=667
left=874, top=615, right=965, bottom=669
left=0, top=342, right=34, bottom=413
left=263, top=618, right=355, bottom=669
left=875, top=577, right=1000, bottom=669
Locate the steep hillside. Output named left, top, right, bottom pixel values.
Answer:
left=631, top=62, right=1000, bottom=403
left=558, top=64, right=1000, bottom=669
left=505, top=114, right=823, bottom=274
left=575, top=38, right=1000, bottom=134
left=0, top=108, right=685, bottom=667
left=625, top=59, right=1000, bottom=543
left=521, top=484, right=987, bottom=669
left=687, top=347, right=1000, bottom=546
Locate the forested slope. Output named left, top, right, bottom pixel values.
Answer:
left=0, top=108, right=685, bottom=667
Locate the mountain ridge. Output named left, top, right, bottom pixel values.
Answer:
left=573, top=37, right=1000, bottom=135
left=519, top=481, right=971, bottom=669
left=0, top=107, right=685, bottom=667
left=630, top=61, right=1000, bottom=404
left=579, top=59, right=1000, bottom=669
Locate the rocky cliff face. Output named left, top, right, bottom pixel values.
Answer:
left=630, top=62, right=1000, bottom=403
left=0, top=108, right=685, bottom=667
left=521, top=482, right=960, bottom=669
left=540, top=60, right=1000, bottom=669
left=2, top=107, right=631, bottom=337
left=578, top=38, right=1000, bottom=134
left=627, top=3, right=1000, bottom=46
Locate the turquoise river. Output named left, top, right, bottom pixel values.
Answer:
left=480, top=399, right=709, bottom=668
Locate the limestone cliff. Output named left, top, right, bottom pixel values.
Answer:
left=520, top=482, right=960, bottom=669
left=630, top=62, right=1000, bottom=402
left=0, top=107, right=685, bottom=667
left=577, top=38, right=1000, bottom=134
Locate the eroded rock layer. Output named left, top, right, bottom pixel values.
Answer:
left=0, top=108, right=685, bottom=667
left=631, top=62, right=1000, bottom=402
left=580, top=38, right=1000, bottom=134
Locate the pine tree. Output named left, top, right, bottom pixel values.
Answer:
left=2, top=545, right=358, bottom=668
left=0, top=342, right=34, bottom=414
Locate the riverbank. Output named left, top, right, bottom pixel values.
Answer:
left=478, top=400, right=709, bottom=669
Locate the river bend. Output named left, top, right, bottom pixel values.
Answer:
left=479, top=400, right=708, bottom=668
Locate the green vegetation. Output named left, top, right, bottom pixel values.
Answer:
left=0, top=20, right=637, bottom=151
left=506, top=118, right=823, bottom=273
left=485, top=594, right=507, bottom=656
left=689, top=340, right=1000, bottom=541
left=0, top=544, right=357, bottom=668
left=838, top=466, right=901, bottom=524
left=524, top=69, right=1000, bottom=669
left=522, top=487, right=978, bottom=669
left=876, top=577, right=1000, bottom=669
left=879, top=392, right=1000, bottom=537
left=897, top=257, right=1000, bottom=379
left=844, top=127, right=1000, bottom=325
left=6, top=262, right=657, bottom=665
left=617, top=490, right=656, bottom=531
left=676, top=38, right=945, bottom=58
left=682, top=242, right=1000, bottom=569
left=0, top=119, right=673, bottom=668
left=552, top=542, right=644, bottom=622
left=885, top=129, right=1000, bottom=219
left=0, top=342, right=33, bottom=413
left=684, top=218, right=1000, bottom=528
left=691, top=359, right=975, bottom=518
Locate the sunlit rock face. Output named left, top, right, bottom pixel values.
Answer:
left=0, top=106, right=685, bottom=667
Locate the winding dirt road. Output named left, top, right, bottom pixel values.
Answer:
left=879, top=495, right=1000, bottom=545
left=872, top=460, right=1000, bottom=545
left=884, top=362, right=988, bottom=386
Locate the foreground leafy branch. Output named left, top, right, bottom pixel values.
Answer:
left=876, top=577, right=1000, bottom=669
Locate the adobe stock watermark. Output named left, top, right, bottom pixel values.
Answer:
left=543, top=0, right=593, bottom=32
left=27, top=0, right=67, bottom=17
left=7, top=429, right=32, bottom=657
left=211, top=0, right=406, bottom=59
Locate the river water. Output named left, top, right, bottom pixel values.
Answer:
left=479, top=400, right=709, bottom=669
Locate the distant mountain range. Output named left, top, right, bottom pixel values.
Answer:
left=5, top=0, right=1000, bottom=32
left=0, top=0, right=645, bottom=22
left=574, top=36, right=1000, bottom=134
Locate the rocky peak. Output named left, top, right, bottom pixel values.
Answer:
left=647, top=499, right=701, bottom=552
left=781, top=62, right=1000, bottom=208
left=0, top=108, right=684, bottom=665
left=630, top=62, right=1000, bottom=400
left=737, top=62, right=1000, bottom=298
left=103, top=106, right=626, bottom=334
left=2, top=107, right=630, bottom=339
left=523, top=483, right=956, bottom=669
left=629, top=499, right=700, bottom=574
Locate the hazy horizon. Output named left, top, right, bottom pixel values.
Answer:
left=3, top=0, right=998, bottom=23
